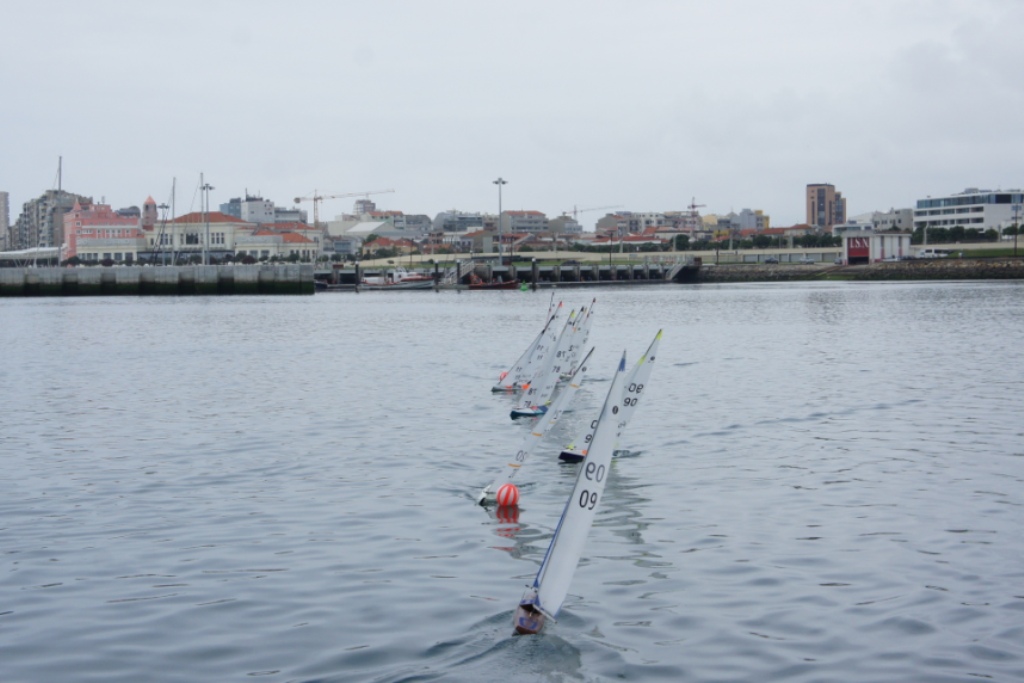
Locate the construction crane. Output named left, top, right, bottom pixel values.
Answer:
left=562, top=204, right=623, bottom=221
left=293, top=188, right=395, bottom=229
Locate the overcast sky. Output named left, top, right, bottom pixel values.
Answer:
left=2, top=0, right=1022, bottom=229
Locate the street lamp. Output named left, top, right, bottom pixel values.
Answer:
left=493, top=177, right=507, bottom=261
left=200, top=174, right=214, bottom=265
left=1012, top=202, right=1022, bottom=258
left=157, top=202, right=169, bottom=265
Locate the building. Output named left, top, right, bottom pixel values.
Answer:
left=502, top=210, right=549, bottom=234
left=221, top=195, right=308, bottom=225
left=11, top=189, right=92, bottom=251
left=62, top=199, right=148, bottom=263
left=913, top=188, right=1024, bottom=235
left=595, top=211, right=666, bottom=237
left=842, top=231, right=913, bottom=265
left=432, top=210, right=485, bottom=233
left=0, top=191, right=9, bottom=250
left=872, top=208, right=914, bottom=232
left=806, top=184, right=846, bottom=231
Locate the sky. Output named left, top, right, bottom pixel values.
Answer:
left=2, top=0, right=1023, bottom=230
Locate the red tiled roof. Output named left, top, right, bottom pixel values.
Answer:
left=175, top=211, right=251, bottom=224
left=282, top=232, right=313, bottom=244
left=265, top=221, right=315, bottom=231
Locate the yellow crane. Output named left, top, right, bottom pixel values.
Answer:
left=293, top=189, right=395, bottom=229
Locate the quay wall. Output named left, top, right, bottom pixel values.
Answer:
left=0, top=264, right=314, bottom=297
left=696, top=259, right=1024, bottom=283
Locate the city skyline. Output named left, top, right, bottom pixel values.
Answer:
left=2, top=1, right=1022, bottom=227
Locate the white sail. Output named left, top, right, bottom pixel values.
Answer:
left=491, top=301, right=565, bottom=393
left=563, top=298, right=596, bottom=377
left=493, top=301, right=563, bottom=392
left=561, top=329, right=662, bottom=461
left=478, top=347, right=595, bottom=504
left=512, top=308, right=577, bottom=417
left=525, top=350, right=629, bottom=620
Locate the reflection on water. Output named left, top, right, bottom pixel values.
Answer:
left=1, top=282, right=1023, bottom=682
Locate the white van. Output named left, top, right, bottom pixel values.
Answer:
left=915, top=248, right=950, bottom=259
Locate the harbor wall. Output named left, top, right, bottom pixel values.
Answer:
left=0, top=264, right=314, bottom=297
left=696, top=259, right=1024, bottom=283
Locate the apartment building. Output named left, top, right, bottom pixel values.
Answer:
left=12, top=189, right=91, bottom=251
left=806, top=184, right=846, bottom=231
left=0, top=191, right=9, bottom=250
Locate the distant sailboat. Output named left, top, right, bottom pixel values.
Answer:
left=510, top=305, right=585, bottom=419
left=492, top=300, right=562, bottom=393
left=513, top=350, right=629, bottom=635
left=477, top=347, right=594, bottom=506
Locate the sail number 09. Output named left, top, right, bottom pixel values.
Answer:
left=578, top=462, right=606, bottom=510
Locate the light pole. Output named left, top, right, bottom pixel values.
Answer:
left=493, top=177, right=507, bottom=261
left=1012, top=203, right=1021, bottom=258
left=201, top=174, right=214, bottom=265
left=157, top=202, right=169, bottom=265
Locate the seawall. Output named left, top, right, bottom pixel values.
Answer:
left=696, top=259, right=1024, bottom=283
left=0, top=264, right=315, bottom=297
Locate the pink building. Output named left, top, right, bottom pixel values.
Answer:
left=62, top=199, right=148, bottom=262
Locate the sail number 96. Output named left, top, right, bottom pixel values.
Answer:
left=623, top=383, right=644, bottom=407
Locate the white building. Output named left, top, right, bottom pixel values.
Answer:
left=872, top=208, right=914, bottom=232
left=241, top=197, right=275, bottom=224
left=914, top=188, right=1024, bottom=234
left=841, top=231, right=913, bottom=264
left=502, top=210, right=549, bottom=234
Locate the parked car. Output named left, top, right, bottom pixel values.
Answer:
left=764, top=257, right=779, bottom=264
left=797, top=257, right=815, bottom=264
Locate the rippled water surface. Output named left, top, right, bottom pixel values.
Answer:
left=2, top=282, right=1023, bottom=682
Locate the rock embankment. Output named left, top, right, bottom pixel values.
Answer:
left=697, top=259, right=1024, bottom=283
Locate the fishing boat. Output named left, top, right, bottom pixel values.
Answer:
left=513, top=350, right=630, bottom=635
left=478, top=347, right=594, bottom=506
left=359, top=267, right=435, bottom=291
left=559, top=329, right=662, bottom=463
left=358, top=280, right=434, bottom=290
left=467, top=272, right=520, bottom=290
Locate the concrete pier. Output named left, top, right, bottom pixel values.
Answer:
left=0, top=264, right=314, bottom=297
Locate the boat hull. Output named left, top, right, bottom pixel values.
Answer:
left=510, top=405, right=547, bottom=420
left=358, top=280, right=434, bottom=291
left=468, top=279, right=520, bottom=290
left=557, top=449, right=585, bottom=463
left=513, top=602, right=546, bottom=635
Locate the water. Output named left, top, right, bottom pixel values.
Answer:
left=1, top=282, right=1022, bottom=682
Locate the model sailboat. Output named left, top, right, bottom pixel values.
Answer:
left=477, top=347, right=595, bottom=506
left=559, top=329, right=662, bottom=463
left=513, top=349, right=630, bottom=635
left=511, top=305, right=588, bottom=419
left=492, top=299, right=562, bottom=393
